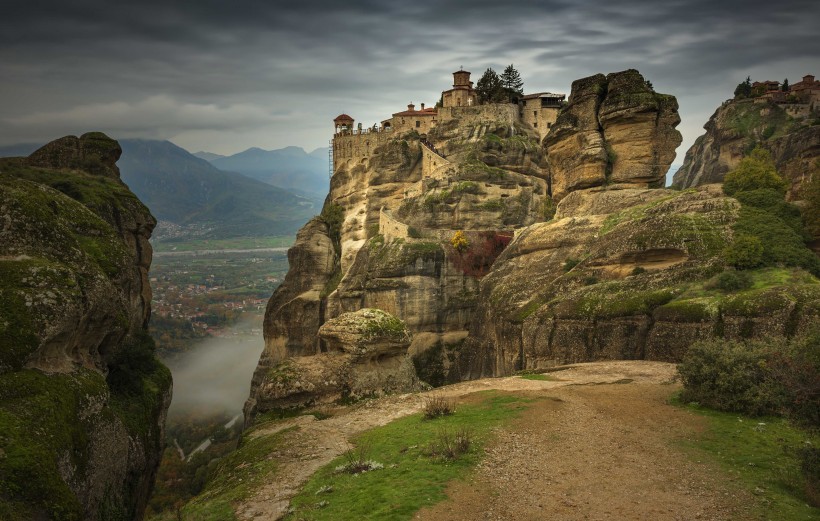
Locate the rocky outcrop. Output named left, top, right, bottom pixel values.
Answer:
left=672, top=99, right=820, bottom=200
left=0, top=134, right=171, bottom=520
left=545, top=69, right=682, bottom=201
left=465, top=185, right=820, bottom=375
left=247, top=309, right=421, bottom=411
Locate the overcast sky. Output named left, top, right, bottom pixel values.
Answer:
left=1, top=0, right=818, bottom=164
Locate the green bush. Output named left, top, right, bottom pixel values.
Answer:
left=723, top=234, right=763, bottom=269
left=679, top=329, right=820, bottom=426
left=679, top=338, right=780, bottom=416
left=563, top=257, right=580, bottom=272
left=723, top=148, right=787, bottom=196
left=714, top=270, right=753, bottom=292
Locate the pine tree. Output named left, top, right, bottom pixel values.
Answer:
left=734, top=76, right=752, bottom=99
left=782, top=78, right=790, bottom=92
left=500, top=64, right=524, bottom=100
left=476, top=68, right=503, bottom=104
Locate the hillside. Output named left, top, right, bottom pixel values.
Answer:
left=208, top=145, right=330, bottom=198
left=117, top=139, right=318, bottom=241
left=0, top=133, right=171, bottom=520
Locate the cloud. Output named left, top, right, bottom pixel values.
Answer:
left=1, top=0, right=817, bottom=156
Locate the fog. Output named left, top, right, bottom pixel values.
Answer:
left=163, top=322, right=264, bottom=420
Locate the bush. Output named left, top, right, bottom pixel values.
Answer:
left=563, top=258, right=581, bottom=272
left=679, top=329, right=820, bottom=426
left=422, top=395, right=455, bottom=420
left=723, top=148, right=787, bottom=196
left=450, top=231, right=469, bottom=252
left=714, top=270, right=753, bottom=292
left=800, top=447, right=820, bottom=506
left=427, top=427, right=473, bottom=460
left=723, top=234, right=763, bottom=269
left=678, top=338, right=780, bottom=416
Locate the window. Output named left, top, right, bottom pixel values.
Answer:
left=534, top=122, right=538, bottom=127
left=416, top=120, right=421, bottom=128
left=533, top=111, right=538, bottom=117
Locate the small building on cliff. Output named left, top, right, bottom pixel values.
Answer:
left=331, top=68, right=565, bottom=173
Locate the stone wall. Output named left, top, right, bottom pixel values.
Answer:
left=332, top=128, right=394, bottom=172
left=389, top=114, right=438, bottom=134
left=379, top=207, right=410, bottom=242
left=438, top=104, right=519, bottom=127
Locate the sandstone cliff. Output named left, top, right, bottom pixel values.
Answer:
left=672, top=99, right=820, bottom=201
left=466, top=185, right=819, bottom=376
left=0, top=133, right=171, bottom=520
left=247, top=69, right=819, bottom=420
left=247, top=70, right=681, bottom=418
left=544, top=69, right=682, bottom=201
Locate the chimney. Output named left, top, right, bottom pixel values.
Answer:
left=407, top=103, right=415, bottom=111
left=421, top=103, right=425, bottom=110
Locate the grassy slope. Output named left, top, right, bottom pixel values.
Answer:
left=675, top=400, right=819, bottom=520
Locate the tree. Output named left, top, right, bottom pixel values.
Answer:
left=782, top=78, right=790, bottom=92
left=734, top=76, right=752, bottom=99
left=475, top=68, right=504, bottom=104
left=500, top=64, right=524, bottom=100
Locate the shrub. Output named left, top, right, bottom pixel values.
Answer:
left=320, top=203, right=344, bottom=244
left=450, top=230, right=469, bottom=252
left=723, top=147, right=787, bottom=196
left=679, top=329, right=820, bottom=426
left=407, top=226, right=423, bottom=239
left=563, top=257, right=581, bottom=272
left=714, top=270, right=753, bottom=292
left=448, top=231, right=512, bottom=278
left=800, top=447, right=820, bottom=506
left=422, top=395, right=455, bottom=420
left=427, top=427, right=473, bottom=459
left=335, top=440, right=382, bottom=474
left=630, top=266, right=646, bottom=276
left=723, top=234, right=763, bottom=269
left=678, top=338, right=780, bottom=416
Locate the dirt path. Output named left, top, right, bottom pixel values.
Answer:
left=235, top=361, right=753, bottom=520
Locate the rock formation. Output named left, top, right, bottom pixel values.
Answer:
left=466, top=185, right=819, bottom=375
left=545, top=69, right=682, bottom=201
left=246, top=309, right=422, bottom=412
left=672, top=99, right=820, bottom=201
left=247, top=68, right=819, bottom=422
left=0, top=133, right=171, bottom=520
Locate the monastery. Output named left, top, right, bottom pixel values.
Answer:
left=331, top=69, right=565, bottom=174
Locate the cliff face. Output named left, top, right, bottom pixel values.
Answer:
left=247, top=69, right=819, bottom=419
left=672, top=99, right=820, bottom=201
left=544, top=69, right=682, bottom=201
left=466, top=185, right=819, bottom=375
left=0, top=133, right=171, bottom=520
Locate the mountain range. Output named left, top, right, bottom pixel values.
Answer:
left=201, top=146, right=330, bottom=198
left=117, top=140, right=319, bottom=240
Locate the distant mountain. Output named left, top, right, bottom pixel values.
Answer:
left=192, top=151, right=226, bottom=161
left=0, top=142, right=40, bottom=157
left=208, top=146, right=329, bottom=198
left=118, top=139, right=318, bottom=240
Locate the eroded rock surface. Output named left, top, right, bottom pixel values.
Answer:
left=466, top=185, right=820, bottom=375
left=0, top=134, right=171, bottom=520
left=672, top=99, right=820, bottom=201
left=247, top=309, right=422, bottom=412
left=545, top=69, right=682, bottom=201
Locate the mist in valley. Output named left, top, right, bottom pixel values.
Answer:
left=162, top=320, right=265, bottom=421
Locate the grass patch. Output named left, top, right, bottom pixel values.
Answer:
left=518, top=373, right=557, bottom=381
left=285, top=392, right=534, bottom=520
left=181, top=427, right=296, bottom=519
left=673, top=399, right=820, bottom=519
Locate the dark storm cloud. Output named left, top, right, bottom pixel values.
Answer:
left=1, top=0, right=817, bottom=155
